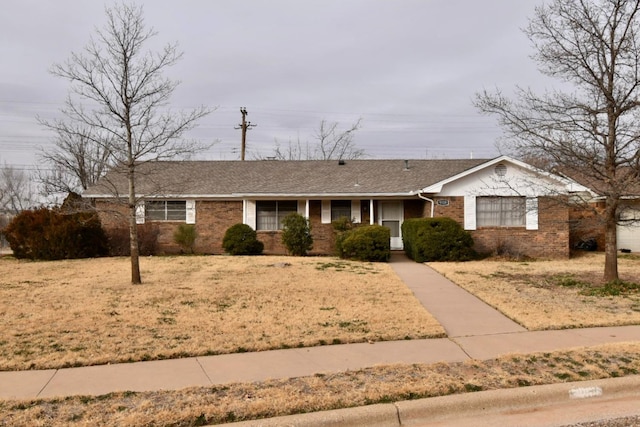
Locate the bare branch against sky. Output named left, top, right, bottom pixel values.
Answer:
left=0, top=1, right=547, bottom=171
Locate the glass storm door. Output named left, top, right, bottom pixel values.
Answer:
left=380, top=201, right=403, bottom=250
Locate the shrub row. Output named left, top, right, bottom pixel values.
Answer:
left=402, top=217, right=476, bottom=262
left=5, top=208, right=108, bottom=260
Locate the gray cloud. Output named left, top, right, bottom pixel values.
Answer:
left=0, top=1, right=546, bottom=167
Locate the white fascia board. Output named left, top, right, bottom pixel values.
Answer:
left=418, top=155, right=594, bottom=195
left=85, top=193, right=416, bottom=199
left=418, top=156, right=513, bottom=193
left=230, top=192, right=414, bottom=198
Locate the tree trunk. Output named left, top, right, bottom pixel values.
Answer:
left=128, top=165, right=142, bottom=284
left=603, top=199, right=619, bottom=283
left=129, top=202, right=141, bottom=284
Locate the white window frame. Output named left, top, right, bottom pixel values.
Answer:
left=321, top=200, right=362, bottom=224
left=476, top=196, right=526, bottom=228
left=256, top=200, right=298, bottom=231
left=144, top=200, right=187, bottom=222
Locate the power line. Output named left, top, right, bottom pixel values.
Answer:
left=233, top=107, right=257, bottom=161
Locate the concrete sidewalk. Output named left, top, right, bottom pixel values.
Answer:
left=1, top=253, right=639, bottom=402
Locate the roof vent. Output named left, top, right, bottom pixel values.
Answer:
left=403, top=160, right=410, bottom=171
left=338, top=159, right=345, bottom=165
left=495, top=164, right=507, bottom=177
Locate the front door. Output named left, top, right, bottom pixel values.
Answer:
left=380, top=201, right=403, bottom=250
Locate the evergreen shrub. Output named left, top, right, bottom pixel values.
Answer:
left=5, top=207, right=108, bottom=260
left=339, top=224, right=390, bottom=262
left=281, top=213, right=313, bottom=256
left=402, top=217, right=476, bottom=262
left=222, top=223, right=264, bottom=255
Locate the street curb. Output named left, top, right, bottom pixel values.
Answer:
left=225, top=403, right=399, bottom=427
left=225, top=375, right=640, bottom=426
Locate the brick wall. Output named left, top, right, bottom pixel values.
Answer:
left=194, top=201, right=243, bottom=254
left=96, top=199, right=245, bottom=255
left=422, top=196, right=570, bottom=259
left=569, top=201, right=605, bottom=251
left=95, top=196, right=572, bottom=258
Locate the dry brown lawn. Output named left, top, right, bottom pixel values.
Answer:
left=2, top=253, right=640, bottom=425
left=2, top=342, right=639, bottom=426
left=0, top=255, right=444, bottom=371
left=428, top=252, right=640, bottom=330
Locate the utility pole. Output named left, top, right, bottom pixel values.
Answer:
left=234, top=107, right=257, bottom=160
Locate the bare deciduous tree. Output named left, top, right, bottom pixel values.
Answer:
left=36, top=122, right=113, bottom=195
left=475, top=0, right=640, bottom=282
left=270, top=119, right=364, bottom=160
left=49, top=3, right=211, bottom=284
left=0, top=164, right=36, bottom=214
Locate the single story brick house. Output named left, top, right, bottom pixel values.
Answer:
left=83, top=155, right=591, bottom=258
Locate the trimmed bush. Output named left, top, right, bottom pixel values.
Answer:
left=173, top=224, right=197, bottom=254
left=281, top=213, right=313, bottom=256
left=5, top=207, right=108, bottom=260
left=222, top=223, right=264, bottom=255
left=339, top=224, right=391, bottom=262
left=402, top=217, right=476, bottom=262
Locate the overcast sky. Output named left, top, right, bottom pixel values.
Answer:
left=0, top=1, right=550, bottom=170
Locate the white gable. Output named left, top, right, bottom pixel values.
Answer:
left=424, top=157, right=584, bottom=198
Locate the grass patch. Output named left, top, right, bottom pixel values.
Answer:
left=0, top=255, right=443, bottom=371
left=428, top=253, right=640, bottom=330
left=580, top=280, right=640, bottom=297
left=1, top=342, right=639, bottom=426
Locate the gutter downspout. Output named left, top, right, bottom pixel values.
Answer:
left=418, top=193, right=435, bottom=218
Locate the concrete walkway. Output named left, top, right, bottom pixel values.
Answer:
left=1, top=254, right=639, bottom=401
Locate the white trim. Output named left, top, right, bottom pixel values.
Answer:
left=352, top=200, right=361, bottom=223
left=321, top=200, right=331, bottom=224
left=369, top=199, right=374, bottom=225
left=418, top=155, right=593, bottom=194
left=185, top=200, right=196, bottom=224
left=526, top=197, right=539, bottom=230
left=244, top=200, right=256, bottom=229
left=85, top=192, right=416, bottom=199
left=297, top=200, right=306, bottom=216
left=379, top=201, right=404, bottom=250
left=464, top=195, right=476, bottom=230
left=135, top=203, right=145, bottom=224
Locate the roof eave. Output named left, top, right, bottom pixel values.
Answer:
left=85, top=192, right=419, bottom=199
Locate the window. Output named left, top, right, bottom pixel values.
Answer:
left=256, top=201, right=297, bottom=230
left=331, top=200, right=352, bottom=221
left=145, top=200, right=186, bottom=221
left=476, top=197, right=525, bottom=227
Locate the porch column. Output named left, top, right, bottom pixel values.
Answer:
left=370, top=199, right=374, bottom=225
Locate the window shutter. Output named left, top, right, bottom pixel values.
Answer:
left=464, top=195, right=476, bottom=230
left=526, top=197, right=539, bottom=230
left=244, top=200, right=256, bottom=229
left=321, top=200, right=331, bottom=224
left=135, top=202, right=145, bottom=224
left=186, top=200, right=196, bottom=224
left=351, top=200, right=361, bottom=223
left=297, top=200, right=306, bottom=216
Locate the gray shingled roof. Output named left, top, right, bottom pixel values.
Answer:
left=83, top=159, right=489, bottom=198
